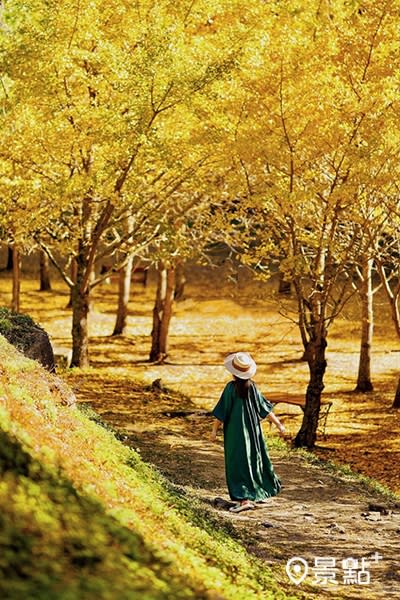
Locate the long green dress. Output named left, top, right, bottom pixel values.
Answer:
left=212, top=380, right=281, bottom=502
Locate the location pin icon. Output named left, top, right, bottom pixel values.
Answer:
left=286, top=557, right=308, bottom=585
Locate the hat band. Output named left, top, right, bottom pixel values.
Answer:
left=232, top=358, right=251, bottom=372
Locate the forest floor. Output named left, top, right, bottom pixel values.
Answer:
left=1, top=260, right=399, bottom=599
left=66, top=368, right=400, bottom=600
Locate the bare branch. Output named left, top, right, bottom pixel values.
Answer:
left=35, top=239, right=74, bottom=288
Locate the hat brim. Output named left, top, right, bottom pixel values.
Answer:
left=224, top=353, right=257, bottom=380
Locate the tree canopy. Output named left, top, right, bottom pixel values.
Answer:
left=1, top=0, right=399, bottom=440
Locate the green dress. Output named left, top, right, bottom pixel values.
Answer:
left=212, top=380, right=281, bottom=502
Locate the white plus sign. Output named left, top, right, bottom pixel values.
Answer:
left=371, top=552, right=383, bottom=563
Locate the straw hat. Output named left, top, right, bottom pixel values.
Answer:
left=224, top=352, right=256, bottom=380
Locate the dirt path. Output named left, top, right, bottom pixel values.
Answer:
left=128, top=431, right=400, bottom=600
left=73, top=382, right=400, bottom=600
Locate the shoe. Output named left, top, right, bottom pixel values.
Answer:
left=229, top=501, right=255, bottom=513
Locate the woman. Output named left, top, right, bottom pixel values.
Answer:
left=211, top=351, right=285, bottom=513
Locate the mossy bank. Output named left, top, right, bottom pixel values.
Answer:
left=0, top=335, right=298, bottom=600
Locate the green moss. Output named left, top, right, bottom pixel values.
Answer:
left=0, top=429, right=179, bottom=600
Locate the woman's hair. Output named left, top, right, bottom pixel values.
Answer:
left=233, top=376, right=251, bottom=399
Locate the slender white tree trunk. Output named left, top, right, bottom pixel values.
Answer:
left=355, top=256, right=374, bottom=392
left=113, top=255, right=134, bottom=335
left=150, top=262, right=175, bottom=363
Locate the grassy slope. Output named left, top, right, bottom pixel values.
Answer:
left=0, top=336, right=299, bottom=600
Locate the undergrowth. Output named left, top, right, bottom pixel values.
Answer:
left=0, top=336, right=299, bottom=600
left=260, top=429, right=400, bottom=504
left=294, top=446, right=400, bottom=504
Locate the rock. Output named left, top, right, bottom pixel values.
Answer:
left=213, top=497, right=236, bottom=510
left=362, top=511, right=382, bottom=521
left=303, top=512, right=316, bottom=521
left=151, top=378, right=164, bottom=391
left=327, top=523, right=345, bottom=534
left=0, top=308, right=55, bottom=372
left=368, top=503, right=391, bottom=515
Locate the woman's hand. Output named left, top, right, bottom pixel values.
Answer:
left=268, top=412, right=286, bottom=437
left=210, top=418, right=222, bottom=442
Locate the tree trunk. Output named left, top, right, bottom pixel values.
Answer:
left=66, top=259, right=77, bottom=309
left=278, top=272, right=291, bottom=295
left=11, top=246, right=21, bottom=313
left=39, top=249, right=52, bottom=291
left=393, top=377, right=400, bottom=408
left=376, top=262, right=400, bottom=337
left=6, top=246, right=13, bottom=271
left=174, top=260, right=186, bottom=301
left=149, top=262, right=175, bottom=363
left=294, top=337, right=327, bottom=448
left=88, top=264, right=95, bottom=313
left=112, top=255, right=134, bottom=336
left=376, top=261, right=400, bottom=405
left=355, top=257, right=374, bottom=392
left=70, top=255, right=90, bottom=368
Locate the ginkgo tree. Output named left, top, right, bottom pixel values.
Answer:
left=0, top=0, right=267, bottom=366
left=217, top=0, right=400, bottom=447
left=148, top=183, right=227, bottom=363
left=348, top=189, right=399, bottom=394
left=372, top=196, right=400, bottom=407
left=0, top=158, right=44, bottom=312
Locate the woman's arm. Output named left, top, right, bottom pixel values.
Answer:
left=267, top=412, right=285, bottom=436
left=210, top=418, right=222, bottom=442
